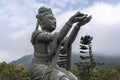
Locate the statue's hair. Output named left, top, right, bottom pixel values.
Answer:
left=36, top=7, right=53, bottom=30
left=38, top=7, right=53, bottom=15
left=36, top=7, right=53, bottom=19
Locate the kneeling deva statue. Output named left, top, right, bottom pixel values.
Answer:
left=29, top=7, right=92, bottom=80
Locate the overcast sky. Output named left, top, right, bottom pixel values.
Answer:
left=0, top=0, right=120, bottom=62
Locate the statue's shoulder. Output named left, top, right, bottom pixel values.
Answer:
left=32, top=30, right=42, bottom=35
left=31, top=30, right=42, bottom=44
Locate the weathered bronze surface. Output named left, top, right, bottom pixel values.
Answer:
left=29, top=7, right=92, bottom=80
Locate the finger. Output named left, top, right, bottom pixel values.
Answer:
left=83, top=15, right=92, bottom=23
left=77, top=13, right=88, bottom=17
left=77, top=15, right=92, bottom=26
left=75, top=16, right=86, bottom=21
left=89, top=15, right=92, bottom=20
left=75, top=14, right=88, bottom=21
left=74, top=11, right=87, bottom=17
left=87, top=15, right=92, bottom=22
left=73, top=12, right=81, bottom=17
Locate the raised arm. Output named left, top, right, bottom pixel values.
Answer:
left=57, top=12, right=85, bottom=42
left=68, top=15, right=92, bottom=44
left=57, top=22, right=72, bottom=42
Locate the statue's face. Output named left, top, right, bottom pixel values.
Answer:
left=42, top=13, right=56, bottom=32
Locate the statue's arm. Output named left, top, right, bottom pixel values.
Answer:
left=68, top=15, right=92, bottom=44
left=57, top=12, right=85, bottom=42
left=57, top=22, right=72, bottom=42
left=68, top=25, right=80, bottom=44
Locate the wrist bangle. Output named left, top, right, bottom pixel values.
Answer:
left=66, top=22, right=72, bottom=27
left=75, top=25, right=80, bottom=29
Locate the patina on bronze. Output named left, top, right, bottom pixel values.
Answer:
left=29, top=7, right=92, bottom=80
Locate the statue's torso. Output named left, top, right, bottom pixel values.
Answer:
left=31, top=30, right=56, bottom=64
left=33, top=43, right=50, bottom=64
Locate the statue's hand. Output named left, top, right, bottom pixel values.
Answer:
left=68, top=12, right=87, bottom=24
left=76, top=15, right=92, bottom=27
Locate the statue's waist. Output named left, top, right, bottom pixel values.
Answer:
left=32, top=52, right=52, bottom=64
left=34, top=52, right=49, bottom=58
left=32, top=57, right=50, bottom=64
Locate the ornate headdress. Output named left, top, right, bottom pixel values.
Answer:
left=35, top=7, right=54, bottom=31
left=38, top=7, right=53, bottom=15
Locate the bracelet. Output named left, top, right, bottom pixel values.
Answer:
left=66, top=21, right=72, bottom=27
left=75, top=25, right=80, bottom=30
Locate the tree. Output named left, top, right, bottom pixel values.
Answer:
left=57, top=38, right=72, bottom=70
left=0, top=62, right=30, bottom=80
left=80, top=35, right=95, bottom=69
left=75, top=35, right=95, bottom=80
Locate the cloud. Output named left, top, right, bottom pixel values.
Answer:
left=49, top=0, right=69, bottom=8
left=73, top=2, right=120, bottom=55
left=70, top=0, right=89, bottom=5
left=53, top=2, right=120, bottom=56
left=0, top=0, right=42, bottom=62
left=48, top=0, right=89, bottom=8
left=0, top=0, right=120, bottom=62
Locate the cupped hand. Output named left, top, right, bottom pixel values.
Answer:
left=68, top=12, right=87, bottom=24
left=76, top=15, right=92, bottom=27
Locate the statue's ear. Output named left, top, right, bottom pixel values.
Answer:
left=39, top=20, right=45, bottom=30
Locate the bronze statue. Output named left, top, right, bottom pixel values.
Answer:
left=29, top=7, right=92, bottom=80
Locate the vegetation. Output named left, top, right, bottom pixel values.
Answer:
left=1, top=58, right=120, bottom=80
left=71, top=66, right=120, bottom=80
left=0, top=62, right=30, bottom=80
left=71, top=35, right=120, bottom=80
left=74, top=35, right=95, bottom=80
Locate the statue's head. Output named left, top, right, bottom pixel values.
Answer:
left=36, top=7, right=56, bottom=32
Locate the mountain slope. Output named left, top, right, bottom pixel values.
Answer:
left=10, top=54, right=33, bottom=70
left=10, top=53, right=120, bottom=69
